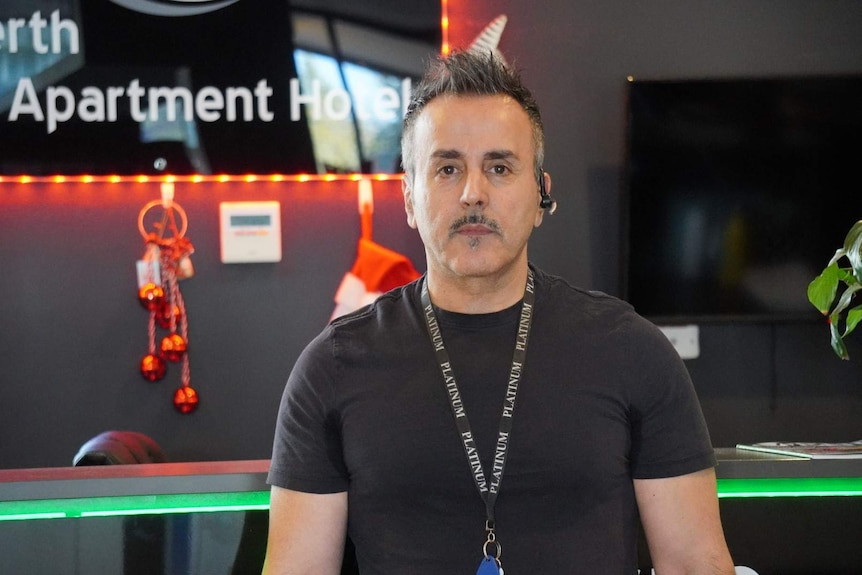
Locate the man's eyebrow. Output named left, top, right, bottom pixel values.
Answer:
left=484, top=150, right=517, bottom=161
left=429, top=149, right=521, bottom=163
left=430, top=149, right=464, bottom=160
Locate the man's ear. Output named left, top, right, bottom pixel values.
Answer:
left=535, top=171, right=552, bottom=227
left=402, top=177, right=417, bottom=229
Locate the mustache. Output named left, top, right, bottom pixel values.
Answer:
left=449, top=214, right=501, bottom=234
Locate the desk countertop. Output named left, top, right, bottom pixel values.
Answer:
left=714, top=446, right=862, bottom=478
left=0, top=459, right=270, bottom=502
left=1, top=449, right=861, bottom=502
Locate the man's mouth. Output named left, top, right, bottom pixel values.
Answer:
left=451, top=215, right=499, bottom=237
left=457, top=224, right=494, bottom=236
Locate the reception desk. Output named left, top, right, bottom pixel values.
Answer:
left=0, top=460, right=273, bottom=575
left=2, top=450, right=861, bottom=574
left=712, top=448, right=862, bottom=574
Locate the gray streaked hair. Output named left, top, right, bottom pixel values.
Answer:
left=401, top=49, right=545, bottom=184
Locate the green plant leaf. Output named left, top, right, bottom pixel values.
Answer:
left=829, top=315, right=850, bottom=360
left=845, top=305, right=862, bottom=337
left=827, top=247, right=847, bottom=268
left=832, top=282, right=862, bottom=317
left=808, top=262, right=842, bottom=314
left=812, top=221, right=862, bottom=360
left=843, top=220, right=862, bottom=283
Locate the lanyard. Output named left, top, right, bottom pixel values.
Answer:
left=420, top=269, right=535, bottom=571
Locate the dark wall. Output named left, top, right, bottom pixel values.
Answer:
left=3, top=1, right=862, bottom=469
left=449, top=0, right=862, bottom=446
left=0, top=179, right=424, bottom=468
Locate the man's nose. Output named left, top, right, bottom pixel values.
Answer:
left=459, top=171, right=489, bottom=208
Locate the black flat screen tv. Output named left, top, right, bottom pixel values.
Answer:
left=621, top=75, right=862, bottom=323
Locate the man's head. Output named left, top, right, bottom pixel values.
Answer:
left=401, top=50, right=545, bottom=186
left=400, top=50, right=550, bottom=291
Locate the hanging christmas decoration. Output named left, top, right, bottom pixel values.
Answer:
left=331, top=179, right=421, bottom=320
left=140, top=351, right=167, bottom=382
left=173, top=385, right=199, bottom=414
left=157, top=301, right=182, bottom=330
left=136, top=183, right=199, bottom=413
left=138, top=282, right=165, bottom=311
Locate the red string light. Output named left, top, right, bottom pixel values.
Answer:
left=0, top=173, right=403, bottom=185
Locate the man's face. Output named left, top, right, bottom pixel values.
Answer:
left=403, top=94, right=545, bottom=282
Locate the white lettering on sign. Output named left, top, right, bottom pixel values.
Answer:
left=1, top=9, right=415, bottom=135
left=0, top=10, right=79, bottom=54
left=8, top=78, right=275, bottom=134
left=289, top=78, right=412, bottom=122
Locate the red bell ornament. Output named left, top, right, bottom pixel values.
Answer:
left=138, top=283, right=165, bottom=311
left=159, top=333, right=187, bottom=362
left=140, top=353, right=167, bottom=381
left=173, top=386, right=199, bottom=414
left=157, top=301, right=182, bottom=330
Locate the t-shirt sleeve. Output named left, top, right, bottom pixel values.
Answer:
left=267, top=329, right=349, bottom=493
left=625, top=316, right=716, bottom=479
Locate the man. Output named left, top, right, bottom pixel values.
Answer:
left=264, top=49, right=735, bottom=574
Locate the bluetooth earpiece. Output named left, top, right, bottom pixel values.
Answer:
left=538, top=171, right=557, bottom=215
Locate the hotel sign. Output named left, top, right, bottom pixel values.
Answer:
left=0, top=0, right=439, bottom=175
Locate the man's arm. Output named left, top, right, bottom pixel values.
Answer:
left=634, top=467, right=735, bottom=575
left=262, top=486, right=349, bottom=575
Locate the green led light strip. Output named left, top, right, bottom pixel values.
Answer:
left=0, top=491, right=270, bottom=522
left=2, top=478, right=862, bottom=522
left=717, top=477, right=862, bottom=498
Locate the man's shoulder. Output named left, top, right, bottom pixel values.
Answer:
left=327, top=279, right=423, bottom=334
left=297, top=280, right=424, bottom=369
left=533, top=266, right=635, bottom=316
left=531, top=265, right=668, bottom=344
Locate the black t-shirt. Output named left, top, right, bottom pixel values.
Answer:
left=268, top=266, right=715, bottom=573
